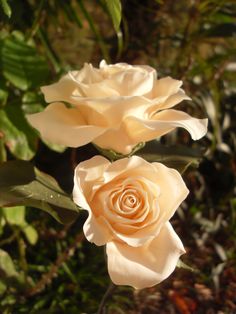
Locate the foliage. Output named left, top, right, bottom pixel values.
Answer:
left=0, top=160, right=79, bottom=224
left=0, top=0, right=235, bottom=313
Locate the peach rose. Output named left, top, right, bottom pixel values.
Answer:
left=73, top=155, right=189, bottom=289
left=27, top=61, right=208, bottom=154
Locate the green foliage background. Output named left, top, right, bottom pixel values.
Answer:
left=0, top=0, right=235, bottom=313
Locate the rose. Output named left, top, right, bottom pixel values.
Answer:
left=27, top=61, right=208, bottom=154
left=73, top=155, right=189, bottom=289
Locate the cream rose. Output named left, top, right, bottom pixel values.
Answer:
left=73, top=155, right=189, bottom=289
left=27, top=61, right=208, bottom=154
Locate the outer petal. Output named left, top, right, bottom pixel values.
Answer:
left=152, top=77, right=183, bottom=98
left=101, top=155, right=184, bottom=188
left=105, top=219, right=161, bottom=247
left=151, top=163, right=189, bottom=222
left=73, top=156, right=113, bottom=246
left=73, top=155, right=111, bottom=203
left=154, top=109, right=208, bottom=140
left=93, top=125, right=135, bottom=154
left=153, top=90, right=191, bottom=111
left=106, top=222, right=185, bottom=289
left=72, top=96, right=151, bottom=127
left=83, top=214, right=112, bottom=246
left=41, top=63, right=104, bottom=102
left=73, top=63, right=104, bottom=84
left=41, top=73, right=81, bottom=103
left=125, top=109, right=208, bottom=143
left=102, top=155, right=156, bottom=183
left=26, top=102, right=106, bottom=147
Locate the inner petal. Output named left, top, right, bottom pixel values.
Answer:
left=123, top=194, right=136, bottom=207
left=112, top=187, right=142, bottom=216
left=102, top=183, right=155, bottom=227
left=90, top=175, right=162, bottom=233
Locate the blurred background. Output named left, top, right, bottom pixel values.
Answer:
left=0, top=0, right=235, bottom=313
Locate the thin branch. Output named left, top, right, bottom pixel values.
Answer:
left=97, top=281, right=116, bottom=314
left=0, top=230, right=18, bottom=246
left=25, top=232, right=84, bottom=297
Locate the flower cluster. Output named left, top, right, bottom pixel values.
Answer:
left=27, top=61, right=207, bottom=288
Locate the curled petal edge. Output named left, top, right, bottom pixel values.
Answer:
left=106, top=222, right=185, bottom=289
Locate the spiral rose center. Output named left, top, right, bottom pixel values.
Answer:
left=109, top=186, right=143, bottom=217
left=91, top=176, right=161, bottom=234
left=120, top=190, right=140, bottom=211
left=123, top=194, right=136, bottom=207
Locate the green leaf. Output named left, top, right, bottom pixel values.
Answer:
left=0, top=249, right=18, bottom=278
left=0, top=138, right=7, bottom=162
left=22, top=224, right=38, bottom=245
left=42, top=139, right=66, bottom=153
left=0, top=108, right=36, bottom=160
left=0, top=159, right=35, bottom=186
left=137, top=141, right=204, bottom=173
left=0, top=249, right=25, bottom=289
left=0, top=0, right=11, bottom=18
left=0, top=160, right=79, bottom=224
left=0, top=280, right=6, bottom=295
left=177, top=259, right=197, bottom=272
left=5, top=103, right=38, bottom=157
left=0, top=87, right=8, bottom=106
left=0, top=78, right=8, bottom=106
left=0, top=208, right=6, bottom=235
left=104, top=0, right=122, bottom=32
left=2, top=206, right=38, bottom=244
left=0, top=34, right=49, bottom=90
left=2, top=206, right=26, bottom=226
left=22, top=92, right=45, bottom=115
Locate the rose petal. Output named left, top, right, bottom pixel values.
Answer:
left=100, top=61, right=157, bottom=96
left=151, top=163, right=189, bottom=222
left=155, top=90, right=191, bottom=110
left=154, top=109, right=208, bottom=140
left=83, top=214, right=112, bottom=246
left=73, top=96, right=148, bottom=127
left=73, top=155, right=111, bottom=204
left=152, top=77, right=183, bottom=98
left=107, top=69, right=154, bottom=96
left=74, top=63, right=103, bottom=84
left=125, top=109, right=208, bottom=143
left=101, top=155, right=179, bottom=189
left=106, top=222, right=185, bottom=289
left=41, top=64, right=104, bottom=102
left=100, top=61, right=157, bottom=79
left=26, top=102, right=106, bottom=147
left=98, top=162, right=188, bottom=247
left=41, top=73, right=81, bottom=103
left=77, top=81, right=120, bottom=98
left=100, top=195, right=160, bottom=247
left=73, top=156, right=113, bottom=246
left=102, top=156, right=155, bottom=183
left=93, top=126, right=135, bottom=154
left=108, top=220, right=160, bottom=247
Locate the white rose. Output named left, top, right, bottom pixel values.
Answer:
left=27, top=61, right=208, bottom=154
left=73, top=155, right=189, bottom=289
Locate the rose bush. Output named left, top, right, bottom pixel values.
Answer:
left=73, top=155, right=189, bottom=289
left=27, top=61, right=208, bottom=154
